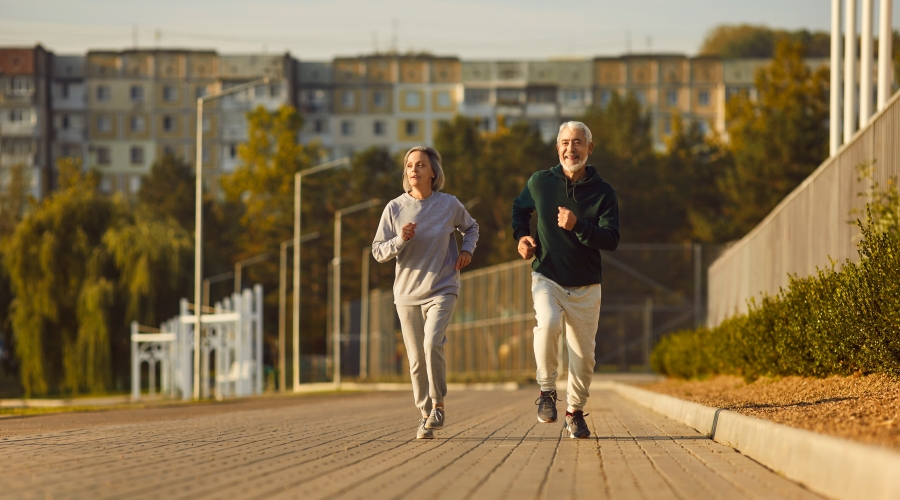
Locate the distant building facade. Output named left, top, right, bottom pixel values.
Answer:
left=0, top=44, right=830, bottom=199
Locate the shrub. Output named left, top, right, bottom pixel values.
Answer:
left=652, top=210, right=900, bottom=380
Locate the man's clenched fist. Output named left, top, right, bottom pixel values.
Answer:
left=518, top=235, right=536, bottom=260
left=557, top=207, right=577, bottom=231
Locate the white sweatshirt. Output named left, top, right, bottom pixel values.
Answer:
left=372, top=191, right=479, bottom=305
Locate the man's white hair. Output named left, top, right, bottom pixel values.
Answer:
left=557, top=121, right=593, bottom=144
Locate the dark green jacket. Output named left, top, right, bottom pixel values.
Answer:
left=511, top=164, right=619, bottom=287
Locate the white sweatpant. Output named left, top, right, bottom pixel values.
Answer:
left=396, top=294, right=457, bottom=414
left=531, top=272, right=602, bottom=411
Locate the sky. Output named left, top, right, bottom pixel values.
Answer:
left=0, top=0, right=897, bottom=59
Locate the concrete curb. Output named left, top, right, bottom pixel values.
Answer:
left=594, top=381, right=900, bottom=500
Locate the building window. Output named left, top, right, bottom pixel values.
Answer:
left=634, top=90, right=646, bottom=106
left=9, top=76, right=33, bottom=95
left=97, top=116, right=112, bottom=133
left=99, top=175, right=113, bottom=193
left=405, top=120, right=419, bottom=136
left=698, top=120, right=710, bottom=135
left=464, top=88, right=490, bottom=104
left=129, top=176, right=142, bottom=194
left=698, top=90, right=710, bottom=106
left=195, top=87, right=207, bottom=100
left=526, top=88, right=555, bottom=103
left=202, top=148, right=210, bottom=163
left=436, top=91, right=452, bottom=108
left=341, top=120, right=353, bottom=136
left=269, top=83, right=281, bottom=97
left=130, top=116, right=145, bottom=132
left=229, top=144, right=237, bottom=159
left=373, top=91, right=386, bottom=107
left=97, top=147, right=111, bottom=165
left=163, top=116, right=175, bottom=132
left=404, top=91, right=421, bottom=108
left=130, top=85, right=144, bottom=102
left=667, top=89, right=678, bottom=106
left=202, top=116, right=211, bottom=133
left=341, top=91, right=355, bottom=108
left=565, top=90, right=582, bottom=104
left=314, top=119, right=326, bottom=133
left=373, top=121, right=385, bottom=136
left=61, top=82, right=70, bottom=99
left=163, top=146, right=176, bottom=157
left=163, top=86, right=178, bottom=102
left=130, top=146, right=144, bottom=164
left=663, top=119, right=672, bottom=135
left=600, top=90, right=612, bottom=107
left=61, top=115, right=70, bottom=130
left=9, top=109, right=26, bottom=123
left=96, top=85, right=110, bottom=102
left=496, top=88, right=521, bottom=106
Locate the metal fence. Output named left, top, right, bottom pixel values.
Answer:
left=707, top=90, right=900, bottom=326
left=322, top=243, right=713, bottom=382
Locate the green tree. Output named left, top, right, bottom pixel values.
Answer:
left=700, top=25, right=831, bottom=58
left=0, top=163, right=32, bottom=383
left=5, top=159, right=118, bottom=395
left=661, top=116, right=732, bottom=242
left=719, top=40, right=829, bottom=239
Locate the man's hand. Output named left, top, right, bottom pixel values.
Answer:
left=518, top=235, right=536, bottom=260
left=557, top=207, right=577, bottom=231
left=455, top=250, right=472, bottom=270
left=401, top=222, right=416, bottom=241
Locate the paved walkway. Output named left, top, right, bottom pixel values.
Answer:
left=0, top=388, right=822, bottom=499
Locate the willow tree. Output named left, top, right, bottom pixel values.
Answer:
left=5, top=159, right=195, bottom=396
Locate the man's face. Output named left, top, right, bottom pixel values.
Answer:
left=556, top=127, right=593, bottom=173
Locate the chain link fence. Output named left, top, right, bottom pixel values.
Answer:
left=318, top=243, right=719, bottom=382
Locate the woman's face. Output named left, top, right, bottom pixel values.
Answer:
left=406, top=151, right=434, bottom=190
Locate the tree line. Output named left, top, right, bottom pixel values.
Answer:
left=0, top=39, right=833, bottom=396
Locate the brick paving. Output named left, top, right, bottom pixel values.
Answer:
left=0, top=388, right=822, bottom=499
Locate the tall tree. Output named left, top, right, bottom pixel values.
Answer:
left=719, top=40, right=829, bottom=238
left=0, top=163, right=31, bottom=383
left=700, top=25, right=831, bottom=58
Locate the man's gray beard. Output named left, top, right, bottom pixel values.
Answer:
left=562, top=160, right=586, bottom=173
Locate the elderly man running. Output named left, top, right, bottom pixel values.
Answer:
left=511, top=121, right=620, bottom=438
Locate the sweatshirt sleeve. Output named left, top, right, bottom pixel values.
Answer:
left=572, top=189, right=620, bottom=251
left=455, top=199, right=479, bottom=255
left=372, top=203, right=408, bottom=263
left=511, top=179, right=536, bottom=242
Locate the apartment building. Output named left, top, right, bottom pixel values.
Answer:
left=50, top=55, right=88, bottom=172
left=0, top=45, right=52, bottom=199
left=84, top=49, right=293, bottom=196
left=306, top=54, right=462, bottom=159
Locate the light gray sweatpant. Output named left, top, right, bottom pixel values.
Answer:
left=532, top=272, right=602, bottom=411
left=396, top=294, right=457, bottom=414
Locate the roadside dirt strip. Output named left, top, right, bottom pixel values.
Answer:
left=0, top=389, right=821, bottom=500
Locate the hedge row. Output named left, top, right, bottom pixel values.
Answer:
left=651, top=215, right=900, bottom=380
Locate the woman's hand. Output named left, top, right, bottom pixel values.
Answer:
left=455, top=250, right=472, bottom=270
left=401, top=222, right=416, bottom=241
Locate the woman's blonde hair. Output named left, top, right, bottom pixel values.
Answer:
left=402, top=146, right=445, bottom=192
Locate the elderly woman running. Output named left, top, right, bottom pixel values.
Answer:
left=372, top=146, right=479, bottom=439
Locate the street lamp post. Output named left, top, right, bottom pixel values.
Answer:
left=194, top=77, right=268, bottom=399
left=202, top=271, right=235, bottom=308
left=293, top=157, right=350, bottom=392
left=332, top=199, right=380, bottom=387
left=359, top=246, right=370, bottom=380
left=278, top=231, right=320, bottom=392
left=234, top=253, right=272, bottom=295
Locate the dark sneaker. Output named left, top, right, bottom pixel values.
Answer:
left=535, top=390, right=559, bottom=423
left=416, top=418, right=434, bottom=439
left=565, top=410, right=591, bottom=439
left=425, top=407, right=444, bottom=429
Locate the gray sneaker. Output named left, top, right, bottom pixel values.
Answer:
left=416, top=418, right=434, bottom=439
left=425, top=407, right=444, bottom=429
left=564, top=410, right=591, bottom=439
left=535, top=390, right=559, bottom=423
